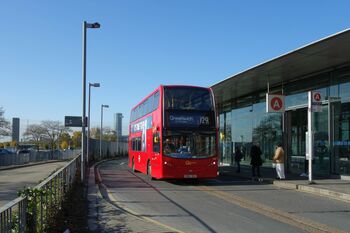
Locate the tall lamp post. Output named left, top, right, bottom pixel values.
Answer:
left=87, top=82, right=100, bottom=164
left=100, top=104, right=109, bottom=159
left=81, top=21, right=100, bottom=182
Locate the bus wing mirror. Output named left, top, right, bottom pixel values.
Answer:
left=154, top=135, right=159, bottom=143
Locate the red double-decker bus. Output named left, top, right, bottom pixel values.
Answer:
left=128, top=85, right=218, bottom=179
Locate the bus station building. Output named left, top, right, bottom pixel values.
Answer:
left=211, top=29, right=350, bottom=177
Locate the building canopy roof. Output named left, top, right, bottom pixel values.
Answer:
left=211, top=29, right=350, bottom=105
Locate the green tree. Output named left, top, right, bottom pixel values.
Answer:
left=0, top=143, right=4, bottom=148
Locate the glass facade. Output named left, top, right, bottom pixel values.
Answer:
left=288, top=108, right=307, bottom=174
left=218, top=66, right=350, bottom=176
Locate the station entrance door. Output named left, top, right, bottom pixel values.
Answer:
left=285, top=105, right=332, bottom=176
left=285, top=108, right=307, bottom=174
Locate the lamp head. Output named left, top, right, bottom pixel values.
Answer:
left=92, top=22, right=100, bottom=28
left=86, top=22, right=101, bottom=29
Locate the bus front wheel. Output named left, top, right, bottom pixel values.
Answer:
left=132, top=158, right=138, bottom=172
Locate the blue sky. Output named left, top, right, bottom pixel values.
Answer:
left=1, top=0, right=350, bottom=135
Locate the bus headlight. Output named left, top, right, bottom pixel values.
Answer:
left=208, top=161, right=217, bottom=166
left=164, top=161, right=173, bottom=167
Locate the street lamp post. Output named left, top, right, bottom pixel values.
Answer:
left=81, top=21, right=100, bottom=182
left=87, top=82, right=100, bottom=164
left=100, top=104, right=109, bottom=160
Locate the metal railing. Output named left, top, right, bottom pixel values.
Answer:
left=89, top=139, right=128, bottom=160
left=0, top=149, right=80, bottom=167
left=0, top=197, right=27, bottom=233
left=0, top=154, right=81, bottom=233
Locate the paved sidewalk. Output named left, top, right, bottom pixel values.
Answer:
left=87, top=164, right=178, bottom=233
left=220, top=165, right=350, bottom=203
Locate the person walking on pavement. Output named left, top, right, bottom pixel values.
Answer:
left=250, top=143, right=263, bottom=180
left=234, top=147, right=243, bottom=173
left=273, top=143, right=285, bottom=179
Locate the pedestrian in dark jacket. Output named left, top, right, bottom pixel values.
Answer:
left=234, top=147, right=243, bottom=173
left=250, top=143, right=263, bottom=179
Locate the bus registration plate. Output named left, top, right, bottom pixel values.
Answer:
left=184, top=174, right=197, bottom=178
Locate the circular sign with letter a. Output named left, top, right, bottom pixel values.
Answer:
left=310, top=91, right=322, bottom=112
left=271, top=97, right=283, bottom=111
left=266, top=94, right=285, bottom=113
left=313, top=92, right=321, bottom=101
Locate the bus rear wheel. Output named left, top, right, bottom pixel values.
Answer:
left=147, top=160, right=153, bottom=180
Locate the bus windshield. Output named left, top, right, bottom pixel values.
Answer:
left=164, top=87, right=214, bottom=111
left=163, top=130, right=216, bottom=158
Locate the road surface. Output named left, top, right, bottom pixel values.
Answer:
left=0, top=161, right=68, bottom=207
left=96, top=159, right=350, bottom=233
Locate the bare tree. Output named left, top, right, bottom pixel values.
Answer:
left=41, top=120, right=71, bottom=151
left=0, top=107, right=11, bottom=138
left=23, top=124, right=46, bottom=147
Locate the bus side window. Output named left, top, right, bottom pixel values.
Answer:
left=131, top=137, right=142, bottom=151
left=153, top=132, right=160, bottom=153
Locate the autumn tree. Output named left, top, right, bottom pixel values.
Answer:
left=71, top=131, right=82, bottom=148
left=60, top=141, right=69, bottom=150
left=59, top=132, right=71, bottom=149
left=90, top=127, right=101, bottom=139
left=90, top=127, right=117, bottom=142
left=10, top=141, right=18, bottom=148
left=102, top=127, right=117, bottom=142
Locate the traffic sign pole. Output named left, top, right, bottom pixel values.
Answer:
left=307, top=91, right=315, bottom=184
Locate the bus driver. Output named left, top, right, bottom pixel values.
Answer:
left=164, top=138, right=176, bottom=154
